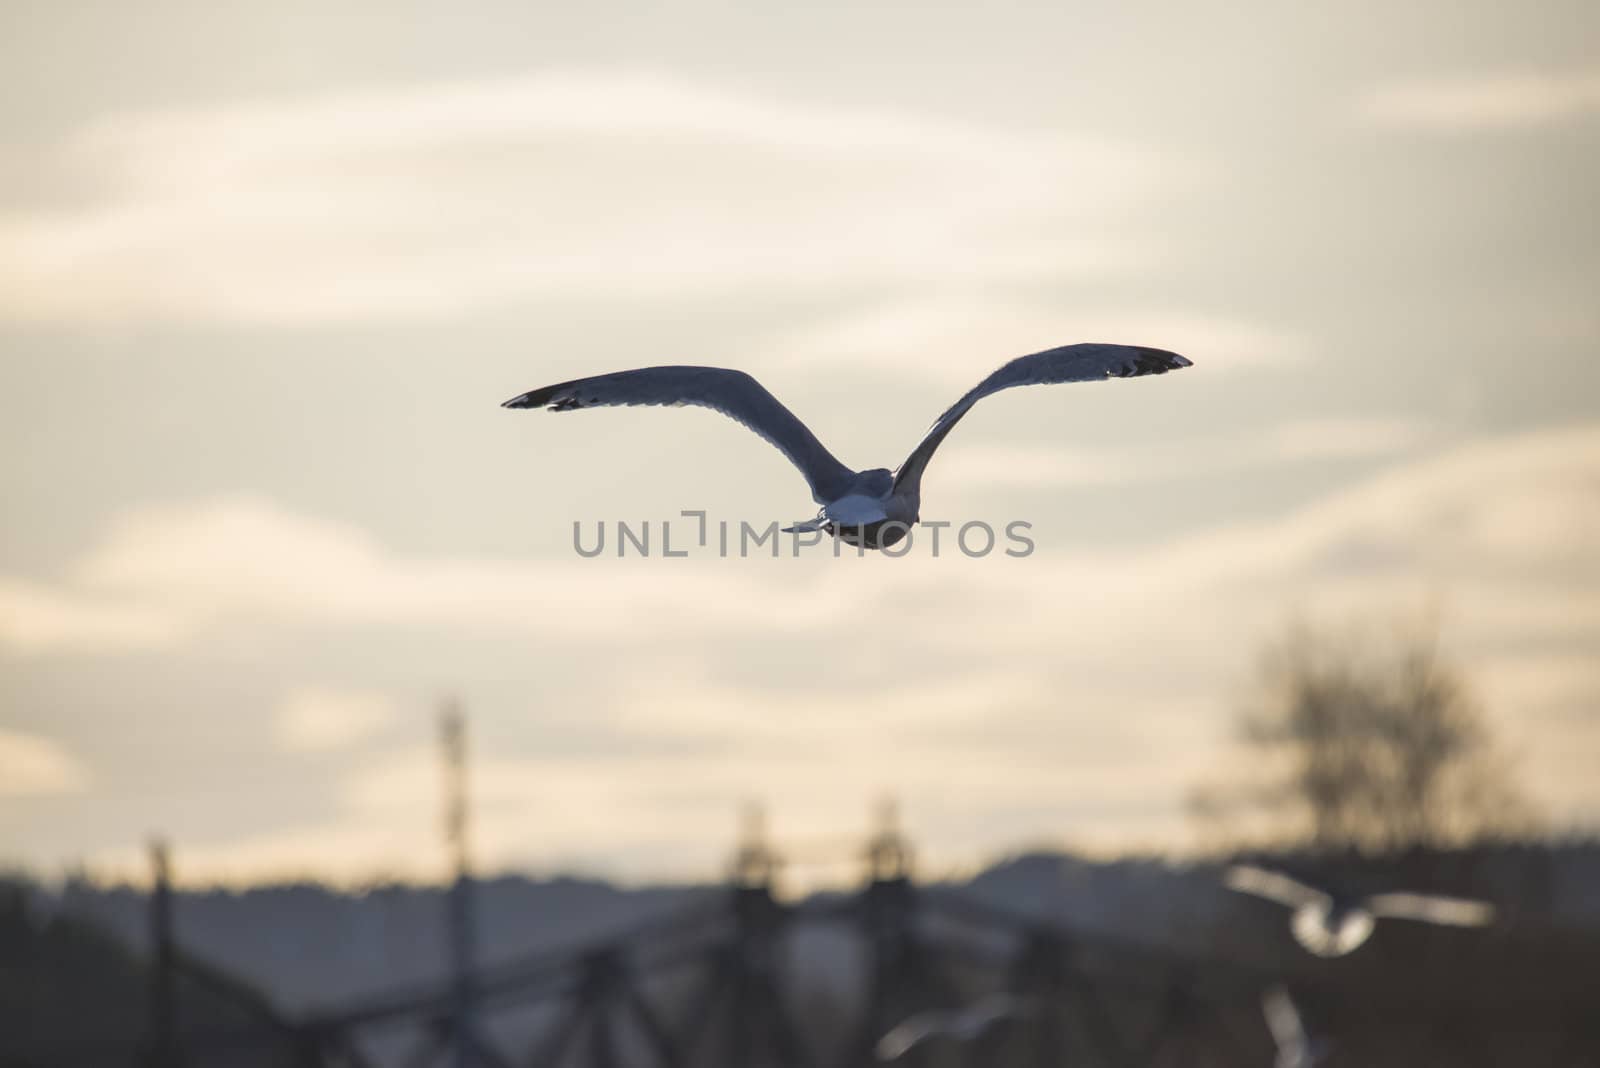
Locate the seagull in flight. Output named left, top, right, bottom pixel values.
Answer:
left=1261, top=985, right=1329, bottom=1068
left=1224, top=864, right=1496, bottom=957
left=502, top=343, right=1192, bottom=548
left=874, top=993, right=1032, bottom=1061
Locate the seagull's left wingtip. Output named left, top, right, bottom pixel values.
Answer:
left=1120, top=347, right=1194, bottom=377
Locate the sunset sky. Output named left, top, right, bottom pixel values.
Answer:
left=2, top=0, right=1597, bottom=887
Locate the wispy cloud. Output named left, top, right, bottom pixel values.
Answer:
left=0, top=72, right=1160, bottom=326
left=1121, top=424, right=1600, bottom=594
left=1264, top=417, right=1436, bottom=460
left=0, top=578, right=183, bottom=655
left=274, top=688, right=396, bottom=753
left=73, top=72, right=1138, bottom=174
left=931, top=416, right=1438, bottom=491
left=61, top=494, right=837, bottom=640
left=755, top=296, right=1305, bottom=388
left=0, top=426, right=1589, bottom=659
left=10, top=426, right=1599, bottom=880
left=0, top=728, right=90, bottom=796
left=1360, top=69, right=1600, bottom=129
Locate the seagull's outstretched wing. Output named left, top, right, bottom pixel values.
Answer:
left=1262, top=986, right=1307, bottom=1052
left=1262, top=986, right=1326, bottom=1068
left=953, top=991, right=1030, bottom=1036
left=875, top=994, right=1028, bottom=1060
left=959, top=992, right=1030, bottom=1030
left=504, top=366, right=856, bottom=504
left=874, top=1012, right=940, bottom=1061
left=1366, top=892, right=1495, bottom=927
left=1225, top=865, right=1330, bottom=910
left=893, top=344, right=1192, bottom=496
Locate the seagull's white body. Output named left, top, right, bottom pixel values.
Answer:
left=504, top=343, right=1192, bottom=549
left=1224, top=864, right=1495, bottom=958
left=874, top=993, right=1031, bottom=1061
left=1288, top=898, right=1374, bottom=958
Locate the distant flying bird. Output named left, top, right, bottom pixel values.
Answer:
left=502, top=344, right=1192, bottom=548
left=1224, top=864, right=1495, bottom=957
left=1261, top=985, right=1329, bottom=1068
left=874, top=993, right=1033, bottom=1061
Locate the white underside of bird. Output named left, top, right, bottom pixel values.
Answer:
left=504, top=343, right=1193, bottom=550
left=1290, top=901, right=1376, bottom=957
left=815, top=493, right=892, bottom=529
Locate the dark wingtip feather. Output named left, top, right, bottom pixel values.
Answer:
left=1113, top=347, right=1194, bottom=377
left=1142, top=347, right=1193, bottom=373
left=501, top=386, right=556, bottom=409
left=502, top=374, right=596, bottom=410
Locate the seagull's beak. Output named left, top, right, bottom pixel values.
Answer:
left=782, top=517, right=828, bottom=534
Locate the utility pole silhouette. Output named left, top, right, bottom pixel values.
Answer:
left=863, top=799, right=912, bottom=884
left=849, top=799, right=961, bottom=1068
left=144, top=838, right=181, bottom=1068
left=441, top=701, right=478, bottom=1068
left=725, top=803, right=807, bottom=1068
left=730, top=801, right=780, bottom=890
left=667, top=803, right=809, bottom=1067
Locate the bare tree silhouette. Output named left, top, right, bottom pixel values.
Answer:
left=1191, top=620, right=1538, bottom=850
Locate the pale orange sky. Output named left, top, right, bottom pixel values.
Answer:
left=1, top=0, right=1597, bottom=887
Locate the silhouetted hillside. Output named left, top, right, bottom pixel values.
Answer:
left=40, top=873, right=711, bottom=1013
left=25, top=841, right=1600, bottom=1011
left=0, top=882, right=297, bottom=1068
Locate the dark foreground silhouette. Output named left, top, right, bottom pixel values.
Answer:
left=6, top=840, right=1599, bottom=1067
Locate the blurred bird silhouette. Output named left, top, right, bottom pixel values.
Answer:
left=1261, top=985, right=1330, bottom=1068
left=1225, top=863, right=1495, bottom=957
left=504, top=344, right=1192, bottom=549
left=873, top=992, right=1033, bottom=1060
